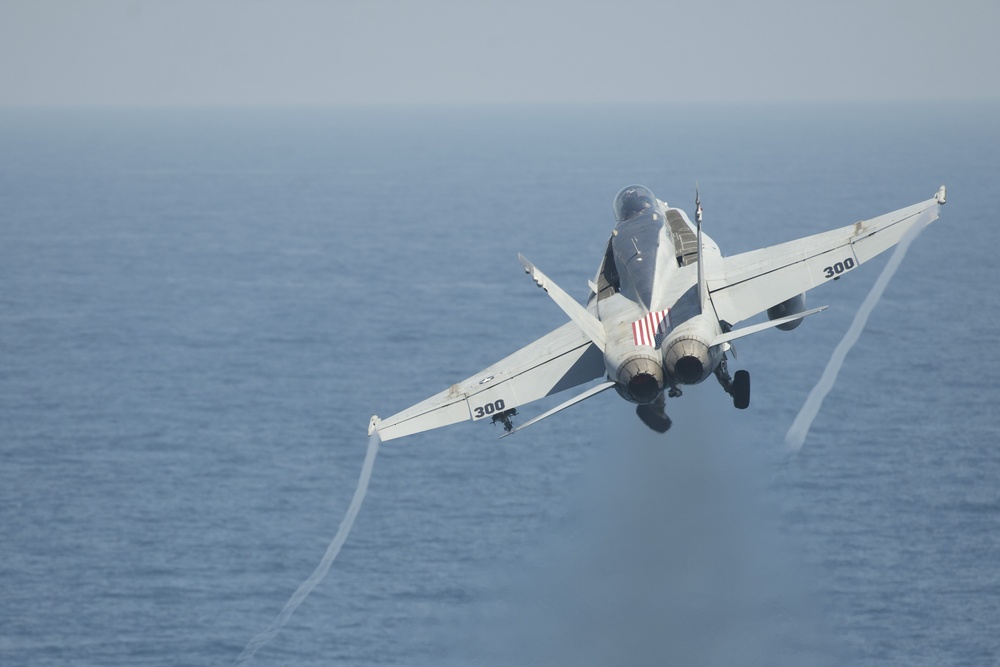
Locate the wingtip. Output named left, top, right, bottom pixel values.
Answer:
left=935, top=185, right=946, bottom=205
left=367, top=415, right=381, bottom=437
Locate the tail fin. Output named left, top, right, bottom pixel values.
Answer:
left=695, top=185, right=708, bottom=313
left=518, top=253, right=607, bottom=351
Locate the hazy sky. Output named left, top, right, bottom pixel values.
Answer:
left=2, top=0, right=998, bottom=106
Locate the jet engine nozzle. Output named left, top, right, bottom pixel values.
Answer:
left=614, top=353, right=664, bottom=404
left=663, top=335, right=714, bottom=385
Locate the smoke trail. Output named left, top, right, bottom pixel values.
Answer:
left=444, top=395, right=837, bottom=667
left=785, top=223, right=928, bottom=451
left=234, top=433, right=381, bottom=665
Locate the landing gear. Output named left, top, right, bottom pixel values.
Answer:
left=636, top=394, right=672, bottom=433
left=732, top=370, right=750, bottom=410
left=491, top=408, right=518, bottom=433
left=715, top=353, right=750, bottom=410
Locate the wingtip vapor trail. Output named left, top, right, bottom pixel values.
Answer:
left=784, top=219, right=930, bottom=451
left=233, top=432, right=381, bottom=665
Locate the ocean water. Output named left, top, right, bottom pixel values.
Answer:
left=1, top=103, right=998, bottom=666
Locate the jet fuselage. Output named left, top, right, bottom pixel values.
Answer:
left=595, top=185, right=724, bottom=404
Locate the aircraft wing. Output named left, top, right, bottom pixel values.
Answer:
left=370, top=321, right=605, bottom=442
left=707, top=192, right=943, bottom=326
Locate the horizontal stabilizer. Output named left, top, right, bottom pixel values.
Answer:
left=711, top=306, right=828, bottom=347
left=499, top=381, right=616, bottom=439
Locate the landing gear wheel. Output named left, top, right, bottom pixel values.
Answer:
left=636, top=394, right=672, bottom=433
left=732, top=370, right=750, bottom=410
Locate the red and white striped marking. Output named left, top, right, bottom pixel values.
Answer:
left=632, top=310, right=671, bottom=347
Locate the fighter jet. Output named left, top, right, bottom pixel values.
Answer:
left=369, top=185, right=946, bottom=441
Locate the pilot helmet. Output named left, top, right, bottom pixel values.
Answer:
left=614, top=185, right=655, bottom=222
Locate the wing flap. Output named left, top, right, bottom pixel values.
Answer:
left=709, top=195, right=941, bottom=325
left=373, top=322, right=604, bottom=441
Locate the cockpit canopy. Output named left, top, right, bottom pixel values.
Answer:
left=613, top=185, right=657, bottom=222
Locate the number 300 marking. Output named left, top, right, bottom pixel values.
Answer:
left=823, top=257, right=856, bottom=279
left=473, top=399, right=506, bottom=419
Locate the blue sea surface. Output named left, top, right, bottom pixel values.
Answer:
left=1, top=104, right=999, bottom=666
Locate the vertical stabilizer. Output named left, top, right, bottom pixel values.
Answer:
left=695, top=185, right=708, bottom=313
